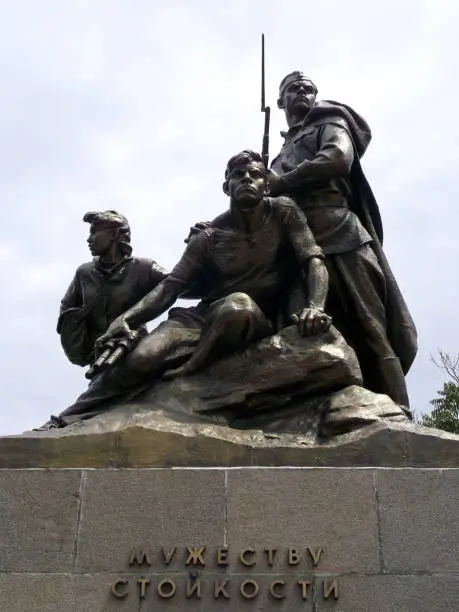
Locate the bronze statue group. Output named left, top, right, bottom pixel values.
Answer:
left=36, top=71, right=417, bottom=431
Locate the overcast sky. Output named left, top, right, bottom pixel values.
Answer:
left=0, top=0, right=457, bottom=434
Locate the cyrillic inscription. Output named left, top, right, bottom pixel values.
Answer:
left=109, top=544, right=340, bottom=603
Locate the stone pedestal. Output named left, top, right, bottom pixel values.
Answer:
left=2, top=405, right=459, bottom=610
left=1, top=466, right=458, bottom=611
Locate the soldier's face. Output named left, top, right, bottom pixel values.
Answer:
left=283, top=80, right=316, bottom=116
left=228, top=162, right=266, bottom=209
left=87, top=225, right=115, bottom=256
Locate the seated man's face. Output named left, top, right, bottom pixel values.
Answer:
left=227, top=162, right=266, bottom=210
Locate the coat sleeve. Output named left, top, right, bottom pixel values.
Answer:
left=282, top=123, right=355, bottom=189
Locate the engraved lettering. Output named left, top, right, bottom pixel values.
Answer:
left=214, top=579, right=230, bottom=599
left=157, top=579, right=177, bottom=599
left=297, top=580, right=311, bottom=600
left=137, top=578, right=150, bottom=599
left=288, top=548, right=301, bottom=566
left=186, top=546, right=206, bottom=566
left=217, top=546, right=229, bottom=566
left=239, top=548, right=256, bottom=566
left=129, top=549, right=151, bottom=566
left=269, top=580, right=286, bottom=600
left=323, top=579, right=339, bottom=600
left=111, top=579, right=129, bottom=599
left=240, top=579, right=260, bottom=599
left=307, top=547, right=323, bottom=567
left=161, top=547, right=177, bottom=566
left=264, top=548, right=277, bottom=566
left=186, top=578, right=202, bottom=599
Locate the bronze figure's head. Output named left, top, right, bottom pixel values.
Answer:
left=223, top=150, right=268, bottom=211
left=278, top=71, right=318, bottom=121
left=84, top=210, right=132, bottom=258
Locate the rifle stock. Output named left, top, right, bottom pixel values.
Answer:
left=262, top=105, right=270, bottom=169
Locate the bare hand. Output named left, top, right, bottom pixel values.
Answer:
left=291, top=308, right=332, bottom=336
left=267, top=170, right=285, bottom=197
left=95, top=316, right=133, bottom=350
left=184, top=221, right=211, bottom=244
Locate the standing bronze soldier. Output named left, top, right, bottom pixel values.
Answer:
left=268, top=71, right=417, bottom=410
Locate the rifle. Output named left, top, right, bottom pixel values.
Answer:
left=261, top=33, right=270, bottom=169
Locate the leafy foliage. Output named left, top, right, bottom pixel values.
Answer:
left=421, top=381, right=459, bottom=434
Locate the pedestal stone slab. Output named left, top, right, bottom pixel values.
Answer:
left=315, top=575, right=459, bottom=611
left=1, top=468, right=458, bottom=611
left=226, top=469, right=379, bottom=573
left=0, top=574, right=139, bottom=612
left=377, top=468, right=459, bottom=573
left=0, top=470, right=82, bottom=572
left=76, top=470, right=226, bottom=573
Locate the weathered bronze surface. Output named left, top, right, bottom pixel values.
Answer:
left=32, top=73, right=423, bottom=451
left=4, top=393, right=458, bottom=468
left=58, top=210, right=167, bottom=369
left=14, top=325, right=459, bottom=469
left=269, top=71, right=417, bottom=407
left=37, top=151, right=347, bottom=433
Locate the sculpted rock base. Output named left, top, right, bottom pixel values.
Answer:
left=2, top=325, right=458, bottom=468
left=1, top=392, right=458, bottom=468
left=137, top=324, right=364, bottom=434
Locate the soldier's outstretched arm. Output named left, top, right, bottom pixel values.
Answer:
left=304, top=256, right=328, bottom=311
left=96, top=234, right=209, bottom=345
left=279, top=198, right=332, bottom=335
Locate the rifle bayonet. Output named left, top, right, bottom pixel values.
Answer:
left=261, top=33, right=271, bottom=169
